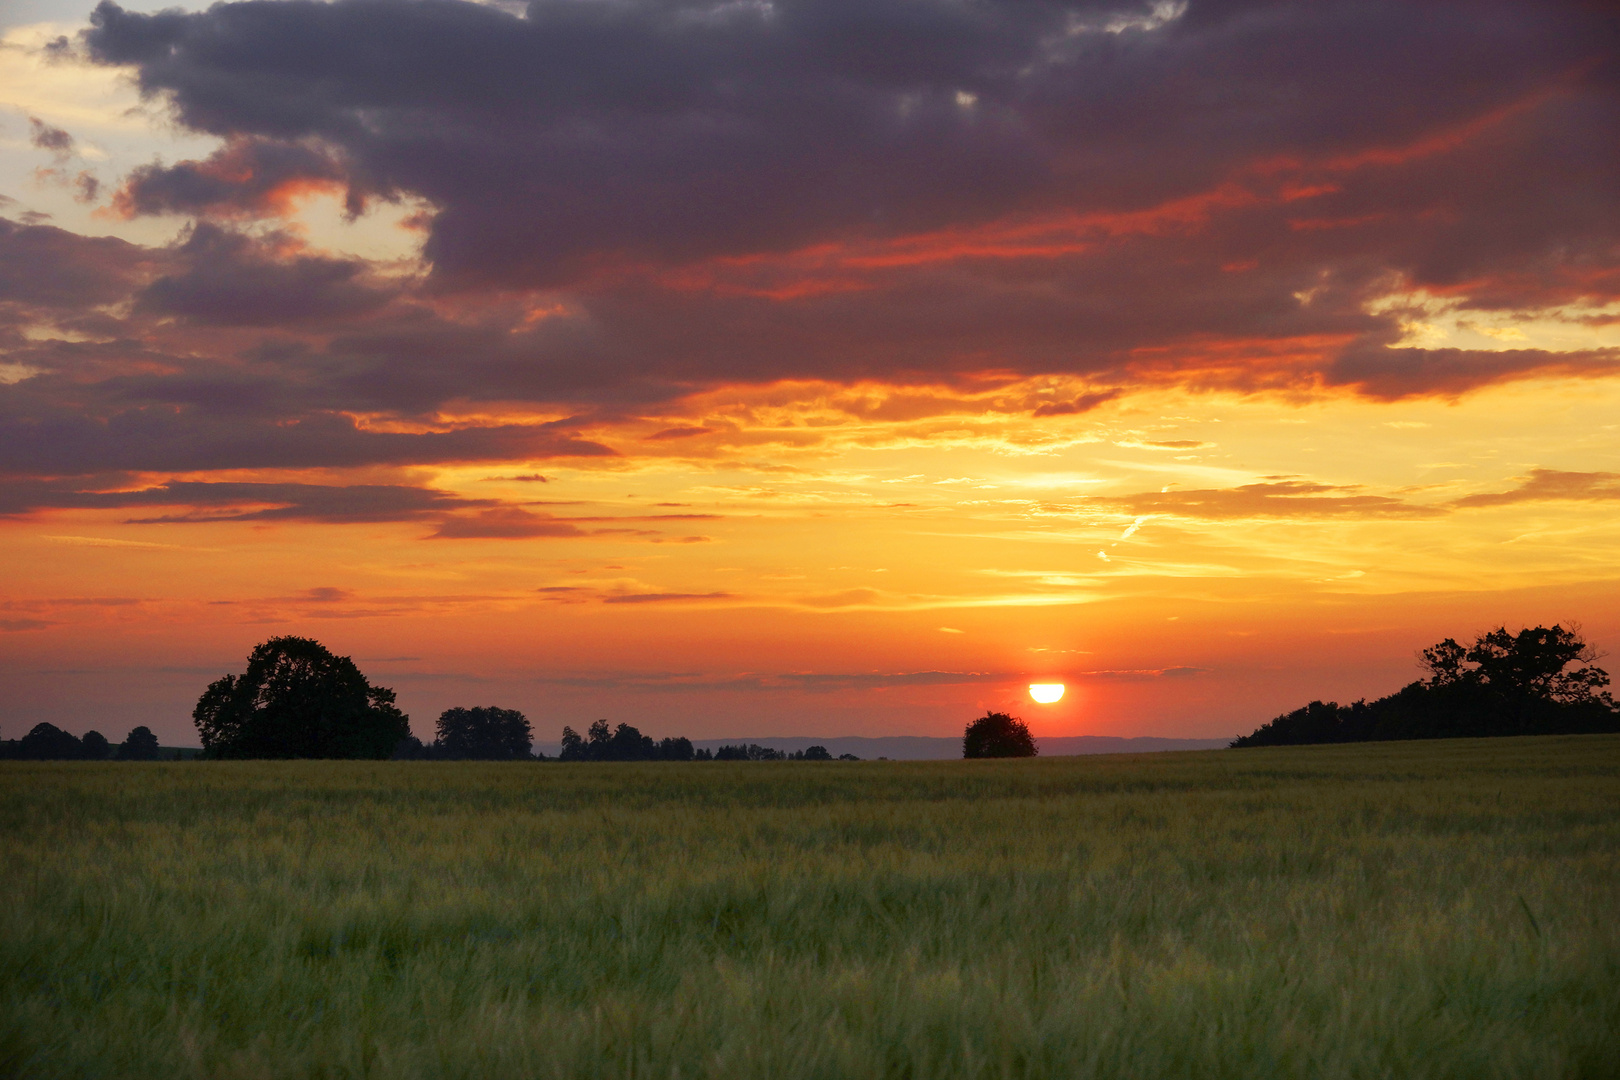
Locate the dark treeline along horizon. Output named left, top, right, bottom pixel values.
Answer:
left=7, top=626, right=1618, bottom=761
left=1233, top=625, right=1620, bottom=747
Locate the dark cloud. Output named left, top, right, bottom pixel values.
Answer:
left=0, top=379, right=616, bottom=475
left=1110, top=480, right=1441, bottom=519
left=0, top=217, right=154, bottom=308
left=0, top=479, right=490, bottom=522
left=28, top=117, right=74, bottom=158
left=645, top=426, right=712, bottom=441
left=0, top=618, right=53, bottom=632
left=1326, top=343, right=1620, bottom=400
left=1033, top=390, right=1121, bottom=417
left=1453, top=468, right=1620, bottom=508
left=601, top=591, right=732, bottom=604
left=427, top=508, right=589, bottom=539
left=78, top=0, right=1615, bottom=319
left=0, top=0, right=1606, bottom=495
left=114, top=137, right=349, bottom=218
left=137, top=224, right=393, bottom=325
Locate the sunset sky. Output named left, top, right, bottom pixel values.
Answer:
left=2, top=0, right=1617, bottom=747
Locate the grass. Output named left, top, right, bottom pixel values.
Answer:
left=2, top=735, right=1618, bottom=1078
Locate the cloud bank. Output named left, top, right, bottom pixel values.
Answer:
left=0, top=0, right=1613, bottom=523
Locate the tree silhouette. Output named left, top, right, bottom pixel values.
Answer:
left=560, top=720, right=663, bottom=761
left=193, top=636, right=409, bottom=758
left=714, top=743, right=786, bottom=761
left=658, top=736, right=695, bottom=761
left=14, top=723, right=86, bottom=760
left=1234, top=624, right=1619, bottom=747
left=118, top=725, right=162, bottom=761
left=435, top=706, right=533, bottom=759
left=963, top=712, right=1038, bottom=758
left=81, top=730, right=111, bottom=760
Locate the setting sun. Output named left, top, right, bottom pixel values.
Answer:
left=1029, top=684, right=1066, bottom=704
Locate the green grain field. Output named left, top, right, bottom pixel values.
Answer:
left=3, top=735, right=1618, bottom=1079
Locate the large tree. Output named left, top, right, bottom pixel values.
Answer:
left=963, top=713, right=1039, bottom=759
left=435, top=706, right=533, bottom=760
left=193, top=637, right=409, bottom=758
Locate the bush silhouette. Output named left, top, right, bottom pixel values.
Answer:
left=81, top=730, right=112, bottom=760
left=16, top=722, right=87, bottom=760
left=118, top=726, right=162, bottom=761
left=963, top=712, right=1038, bottom=758
left=435, top=706, right=533, bottom=759
left=192, top=636, right=409, bottom=758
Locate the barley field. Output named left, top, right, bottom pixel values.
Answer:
left=2, top=735, right=1618, bottom=1079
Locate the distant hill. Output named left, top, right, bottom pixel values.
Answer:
left=532, top=734, right=1231, bottom=760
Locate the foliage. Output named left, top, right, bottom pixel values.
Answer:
left=559, top=720, right=694, bottom=761
left=549, top=729, right=839, bottom=764
left=962, top=711, right=1039, bottom=758
left=434, top=706, right=533, bottom=760
left=1234, top=624, right=1620, bottom=747
left=2, top=738, right=1618, bottom=1078
left=192, top=636, right=409, bottom=759
left=0, top=724, right=168, bottom=762
left=714, top=743, right=786, bottom=761
left=0, top=723, right=94, bottom=760
left=117, top=726, right=162, bottom=761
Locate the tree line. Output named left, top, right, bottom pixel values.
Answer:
left=16, top=625, right=1607, bottom=762
left=1232, top=625, right=1620, bottom=747
left=55, top=636, right=860, bottom=762
left=0, top=723, right=166, bottom=761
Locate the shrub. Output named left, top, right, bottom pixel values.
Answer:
left=963, top=712, right=1038, bottom=758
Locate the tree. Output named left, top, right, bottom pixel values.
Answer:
left=15, top=723, right=86, bottom=760
left=118, top=725, right=162, bottom=761
left=435, top=706, right=533, bottom=759
left=658, top=736, right=695, bottom=761
left=192, top=636, right=409, bottom=758
left=963, top=712, right=1038, bottom=758
left=1233, top=624, right=1619, bottom=747
left=559, top=720, right=665, bottom=761
left=81, top=730, right=112, bottom=760
left=714, top=743, right=785, bottom=761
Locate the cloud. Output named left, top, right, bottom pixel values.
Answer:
left=28, top=117, right=75, bottom=158
left=1326, top=344, right=1620, bottom=400
left=1033, top=390, right=1121, bottom=417
left=3, top=479, right=490, bottom=523
left=601, top=591, right=733, bottom=604
left=0, top=0, right=1608, bottom=501
left=645, top=426, right=713, bottom=441
left=0, top=216, right=156, bottom=308
left=427, top=508, right=588, bottom=539
left=137, top=224, right=394, bottom=325
left=1107, top=480, right=1440, bottom=519
left=1453, top=468, right=1620, bottom=508
left=0, top=618, right=53, bottom=632
left=113, top=137, right=349, bottom=219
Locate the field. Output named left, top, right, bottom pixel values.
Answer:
left=2, top=736, right=1618, bottom=1079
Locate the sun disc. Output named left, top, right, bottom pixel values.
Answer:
left=1029, top=683, right=1065, bottom=704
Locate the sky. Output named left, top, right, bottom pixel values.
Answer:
left=2, top=0, right=1618, bottom=747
